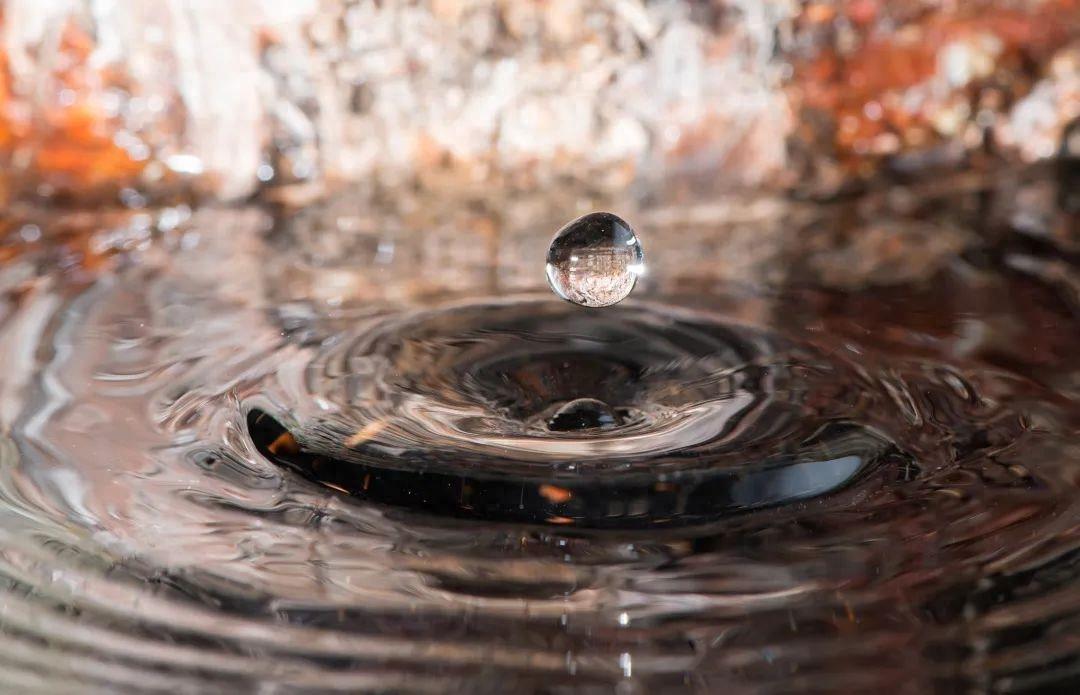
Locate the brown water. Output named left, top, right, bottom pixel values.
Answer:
left=0, top=180, right=1077, bottom=693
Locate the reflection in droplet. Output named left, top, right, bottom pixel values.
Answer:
left=545, top=212, right=644, bottom=307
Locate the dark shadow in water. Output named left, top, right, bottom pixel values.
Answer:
left=249, top=409, right=898, bottom=529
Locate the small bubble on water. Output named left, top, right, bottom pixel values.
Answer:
left=545, top=212, right=644, bottom=308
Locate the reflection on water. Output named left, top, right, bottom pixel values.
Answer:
left=0, top=184, right=1077, bottom=692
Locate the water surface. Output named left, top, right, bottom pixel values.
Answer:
left=0, top=186, right=1077, bottom=692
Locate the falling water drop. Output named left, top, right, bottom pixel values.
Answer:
left=545, top=212, right=644, bottom=308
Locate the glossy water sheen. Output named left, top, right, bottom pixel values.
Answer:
left=0, top=200, right=1076, bottom=693
left=546, top=212, right=644, bottom=307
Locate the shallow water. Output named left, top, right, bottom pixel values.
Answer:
left=0, top=187, right=1078, bottom=693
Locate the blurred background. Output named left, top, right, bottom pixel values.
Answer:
left=0, top=0, right=1075, bottom=200
left=0, top=0, right=1077, bottom=296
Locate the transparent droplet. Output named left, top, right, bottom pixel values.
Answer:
left=545, top=212, right=644, bottom=308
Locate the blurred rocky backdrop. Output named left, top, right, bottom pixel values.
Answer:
left=0, top=0, right=1078, bottom=205
left=1, top=0, right=1079, bottom=307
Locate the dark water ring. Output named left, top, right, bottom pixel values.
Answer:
left=249, top=409, right=899, bottom=528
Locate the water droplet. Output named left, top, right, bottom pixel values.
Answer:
left=547, top=398, right=620, bottom=432
left=545, top=212, right=644, bottom=307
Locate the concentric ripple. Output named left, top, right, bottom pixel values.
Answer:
left=251, top=298, right=900, bottom=527
left=0, top=208, right=1076, bottom=692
